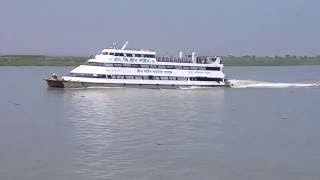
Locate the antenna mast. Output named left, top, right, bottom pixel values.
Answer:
left=112, top=42, right=117, bottom=49
left=121, top=41, right=129, bottom=50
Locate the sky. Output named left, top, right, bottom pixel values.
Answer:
left=0, top=0, right=319, bottom=56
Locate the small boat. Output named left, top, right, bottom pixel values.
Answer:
left=45, top=73, right=64, bottom=88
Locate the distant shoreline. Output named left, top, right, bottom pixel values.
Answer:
left=1, top=55, right=320, bottom=66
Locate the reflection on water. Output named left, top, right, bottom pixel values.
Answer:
left=66, top=88, right=225, bottom=179
left=1, top=66, right=320, bottom=180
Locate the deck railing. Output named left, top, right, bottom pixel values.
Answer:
left=156, top=56, right=217, bottom=64
left=156, top=57, right=193, bottom=63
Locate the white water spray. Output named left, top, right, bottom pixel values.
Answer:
left=228, top=79, right=319, bottom=88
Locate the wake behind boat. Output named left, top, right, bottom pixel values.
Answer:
left=45, top=42, right=228, bottom=89
left=227, top=79, right=319, bottom=88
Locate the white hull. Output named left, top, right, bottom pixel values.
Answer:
left=60, top=76, right=226, bottom=88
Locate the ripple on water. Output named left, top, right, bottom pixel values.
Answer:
left=65, top=88, right=225, bottom=179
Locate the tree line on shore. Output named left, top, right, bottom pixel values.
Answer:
left=0, top=55, right=320, bottom=66
left=223, top=55, right=320, bottom=66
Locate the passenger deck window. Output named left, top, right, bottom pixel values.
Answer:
left=183, top=66, right=190, bottom=70
left=140, top=64, right=149, bottom=68
left=122, top=63, right=131, bottom=67
left=177, top=77, right=187, bottom=80
left=115, top=53, right=124, bottom=56
left=125, top=75, right=134, bottom=79
left=71, top=73, right=106, bottom=78
left=144, top=54, right=155, bottom=58
left=135, top=54, right=141, bottom=57
left=193, top=77, right=223, bottom=81
left=113, top=63, right=123, bottom=67
left=104, top=63, right=113, bottom=67
left=116, top=75, right=125, bottom=79
left=206, top=67, right=220, bottom=71
left=169, top=76, right=177, bottom=80
left=86, top=62, right=104, bottom=66
left=131, top=64, right=140, bottom=68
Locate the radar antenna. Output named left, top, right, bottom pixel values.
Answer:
left=112, top=42, right=117, bottom=49
left=121, top=41, right=129, bottom=50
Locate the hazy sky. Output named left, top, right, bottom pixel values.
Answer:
left=0, top=0, right=319, bottom=56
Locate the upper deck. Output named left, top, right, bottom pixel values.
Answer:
left=96, top=42, right=221, bottom=65
left=101, top=48, right=156, bottom=56
left=156, top=56, right=221, bottom=64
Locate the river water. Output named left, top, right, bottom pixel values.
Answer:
left=0, top=66, right=320, bottom=180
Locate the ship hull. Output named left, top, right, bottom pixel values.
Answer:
left=45, top=79, right=228, bottom=89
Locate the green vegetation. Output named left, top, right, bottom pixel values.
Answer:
left=0, top=55, right=87, bottom=66
left=223, top=55, right=320, bottom=66
left=1, top=55, right=320, bottom=66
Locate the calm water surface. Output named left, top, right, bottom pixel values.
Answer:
left=0, top=66, right=320, bottom=180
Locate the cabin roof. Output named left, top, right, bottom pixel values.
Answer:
left=101, top=48, right=156, bottom=55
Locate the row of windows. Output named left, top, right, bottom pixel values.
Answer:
left=107, top=75, right=188, bottom=81
left=102, top=52, right=155, bottom=58
left=70, top=73, right=223, bottom=82
left=70, top=73, right=107, bottom=78
left=86, top=62, right=221, bottom=71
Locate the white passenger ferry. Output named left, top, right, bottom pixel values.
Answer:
left=45, top=42, right=228, bottom=88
